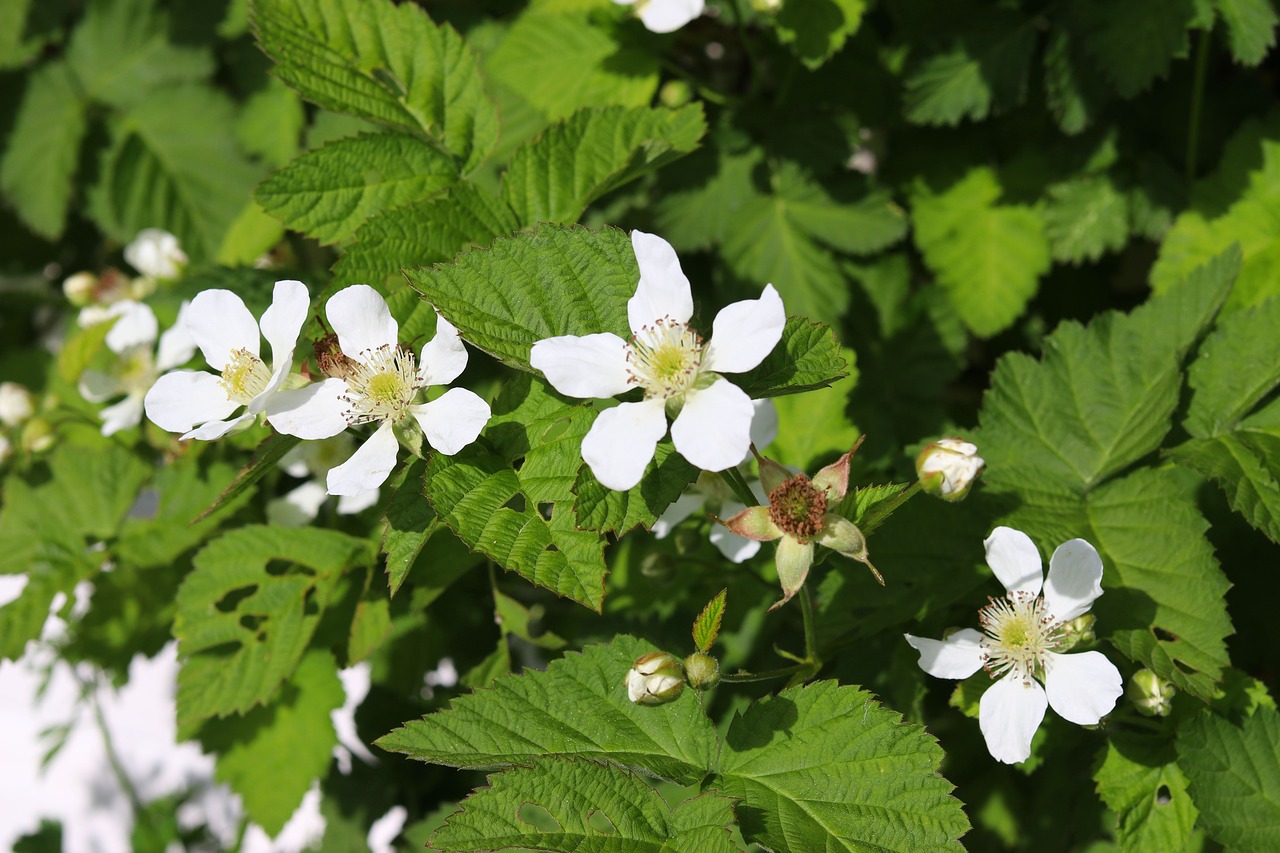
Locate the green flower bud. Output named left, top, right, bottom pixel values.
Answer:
left=21, top=417, right=55, bottom=454
left=916, top=438, right=984, bottom=501
left=659, top=80, right=693, bottom=108
left=1057, top=613, right=1096, bottom=651
left=684, top=652, right=720, bottom=690
left=626, top=652, right=684, bottom=705
left=1127, top=669, right=1175, bottom=717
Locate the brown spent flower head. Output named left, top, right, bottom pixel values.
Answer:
left=767, top=474, right=827, bottom=542
left=313, top=333, right=360, bottom=382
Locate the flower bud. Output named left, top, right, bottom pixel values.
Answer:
left=1127, top=669, right=1175, bottom=717
left=124, top=228, right=187, bottom=280
left=916, top=438, right=984, bottom=501
left=684, top=652, right=720, bottom=690
left=626, top=652, right=684, bottom=705
left=0, top=382, right=35, bottom=428
left=751, top=0, right=782, bottom=12
left=1057, top=613, right=1096, bottom=651
left=21, top=417, right=55, bottom=454
left=63, top=272, right=99, bottom=307
left=659, top=80, right=692, bottom=108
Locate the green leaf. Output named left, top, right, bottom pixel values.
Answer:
left=1177, top=707, right=1280, bottom=850
left=839, top=482, right=911, bottom=536
left=912, top=167, right=1051, bottom=337
left=772, top=0, right=866, bottom=69
left=200, top=650, right=344, bottom=837
left=714, top=681, right=969, bottom=852
left=117, top=458, right=250, bottom=569
left=1042, top=174, right=1131, bottom=264
left=692, top=589, right=728, bottom=653
left=1169, top=428, right=1280, bottom=543
left=1095, top=731, right=1202, bottom=852
left=196, top=433, right=301, bottom=524
left=88, top=85, right=261, bottom=261
left=767, top=348, right=859, bottom=471
left=501, top=104, right=706, bottom=227
left=432, top=759, right=738, bottom=852
left=1075, top=0, right=1196, bottom=98
left=252, top=0, right=498, bottom=171
left=1215, top=0, right=1278, bottom=65
left=234, top=78, right=305, bottom=168
left=378, top=634, right=720, bottom=784
left=174, top=525, right=369, bottom=734
left=256, top=132, right=460, bottom=244
left=735, top=316, right=849, bottom=399
left=485, top=9, right=658, bottom=124
left=903, top=13, right=1037, bottom=125
left=381, top=458, right=433, bottom=597
left=57, top=316, right=114, bottom=384
left=332, top=182, right=519, bottom=287
left=570, top=442, right=698, bottom=535
left=1042, top=29, right=1112, bottom=135
left=0, top=62, right=88, bottom=239
left=1183, top=295, right=1280, bottom=436
left=404, top=224, right=636, bottom=369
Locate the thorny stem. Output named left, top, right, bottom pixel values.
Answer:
left=1186, top=28, right=1211, bottom=191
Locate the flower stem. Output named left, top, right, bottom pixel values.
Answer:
left=719, top=465, right=759, bottom=508
left=721, top=663, right=808, bottom=683
left=800, top=585, right=819, bottom=666
left=1186, top=28, right=1211, bottom=191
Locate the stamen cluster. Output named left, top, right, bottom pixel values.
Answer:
left=767, top=474, right=827, bottom=541
left=626, top=317, right=704, bottom=400
left=342, top=344, right=421, bottom=425
left=977, top=591, right=1064, bottom=683
left=220, top=348, right=272, bottom=405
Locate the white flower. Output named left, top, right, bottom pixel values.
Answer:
left=266, top=285, right=491, bottom=496
left=124, top=228, right=187, bottom=280
left=143, top=280, right=309, bottom=440
left=266, top=435, right=380, bottom=526
left=612, top=0, right=704, bottom=32
left=625, top=652, right=685, bottom=705
left=651, top=399, right=777, bottom=562
left=904, top=526, right=1123, bottom=764
left=530, top=231, right=785, bottom=491
left=0, top=382, right=35, bottom=428
left=78, top=301, right=196, bottom=436
left=917, top=437, right=984, bottom=501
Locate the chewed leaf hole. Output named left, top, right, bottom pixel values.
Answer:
left=215, top=585, right=256, bottom=612
left=503, top=493, right=527, bottom=513
left=538, top=502, right=554, bottom=520
left=1153, top=627, right=1177, bottom=642
left=518, top=802, right=561, bottom=832
left=587, top=810, right=617, bottom=835
left=239, top=614, right=264, bottom=633
left=265, top=559, right=292, bottom=577
left=1155, top=785, right=1172, bottom=805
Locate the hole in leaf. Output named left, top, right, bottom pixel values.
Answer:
left=587, top=810, right=617, bottom=835
left=215, top=586, right=256, bottom=613
left=517, top=803, right=561, bottom=832
left=511, top=455, right=525, bottom=472
left=239, top=614, right=264, bottom=633
left=302, top=588, right=320, bottom=617
left=1154, top=627, right=1177, bottom=642
left=1156, top=785, right=1172, bottom=805
left=537, top=502, right=554, bottom=520
left=545, top=543, right=559, bottom=553
left=265, top=560, right=292, bottom=577
left=503, top=493, right=527, bottom=513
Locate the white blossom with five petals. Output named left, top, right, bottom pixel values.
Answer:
left=904, top=526, right=1123, bottom=764
left=266, top=285, right=491, bottom=496
left=531, top=231, right=785, bottom=491
left=143, top=280, right=309, bottom=440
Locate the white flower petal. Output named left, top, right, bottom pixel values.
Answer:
left=702, top=284, right=785, bottom=374
left=581, top=398, right=668, bottom=491
left=904, top=629, right=986, bottom=679
left=419, top=315, right=468, bottom=386
left=1043, top=651, right=1123, bottom=726
left=327, top=423, right=400, bottom=495
left=627, top=231, right=693, bottom=331
left=144, top=370, right=238, bottom=433
left=104, top=301, right=158, bottom=354
left=99, top=396, right=144, bottom=436
left=708, top=520, right=762, bottom=563
left=530, top=333, right=632, bottom=399
left=259, top=279, right=309, bottom=370
left=183, top=412, right=253, bottom=441
left=266, top=379, right=350, bottom=440
left=637, top=0, right=705, bottom=32
left=155, top=301, right=197, bottom=370
left=979, top=674, right=1048, bottom=764
left=670, top=378, right=754, bottom=472
left=1043, top=538, right=1105, bottom=623
left=271, top=480, right=330, bottom=526
left=186, top=290, right=260, bottom=370
left=337, top=488, right=380, bottom=515
left=748, top=398, right=779, bottom=452
left=79, top=370, right=124, bottom=403
left=328, top=285, right=398, bottom=363
left=984, top=526, right=1044, bottom=597
left=411, top=387, right=490, bottom=455
left=650, top=493, right=707, bottom=538
left=125, top=228, right=186, bottom=278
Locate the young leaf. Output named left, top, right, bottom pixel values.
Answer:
left=1094, top=731, right=1202, bottom=851
left=1215, top=0, right=1278, bottom=66
left=252, top=0, right=498, bottom=171
left=1074, top=0, right=1196, bottom=98
left=772, top=0, right=866, bottom=69
left=256, top=133, right=460, bottom=244
left=766, top=349, right=859, bottom=471
left=501, top=104, right=706, bottom=227
left=378, top=634, right=720, bottom=785
left=837, top=482, right=911, bottom=536
left=692, top=589, right=728, bottom=653
left=174, top=525, right=370, bottom=734
left=714, top=681, right=969, bottom=852
left=1042, top=174, right=1131, bottom=264
left=912, top=168, right=1051, bottom=337
left=1177, top=707, right=1280, bottom=850
left=198, top=650, right=344, bottom=837
left=431, top=759, right=738, bottom=852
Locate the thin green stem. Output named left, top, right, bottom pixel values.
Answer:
left=81, top=671, right=150, bottom=832
left=1186, top=28, right=1212, bottom=190
left=799, top=585, right=818, bottom=664
left=719, top=465, right=760, bottom=508
left=721, top=663, right=807, bottom=683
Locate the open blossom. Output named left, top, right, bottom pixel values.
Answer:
left=266, top=285, right=491, bottom=496
left=721, top=444, right=879, bottom=609
left=905, top=527, right=1123, bottom=764
left=531, top=230, right=784, bottom=491
left=124, top=228, right=187, bottom=280
left=79, top=301, right=196, bottom=436
left=917, top=437, right=984, bottom=500
left=143, top=280, right=309, bottom=440
left=612, top=0, right=704, bottom=33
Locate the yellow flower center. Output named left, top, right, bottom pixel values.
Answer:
left=627, top=318, right=704, bottom=400
left=220, top=348, right=272, bottom=405
left=978, top=592, right=1064, bottom=682
left=343, top=345, right=420, bottom=425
